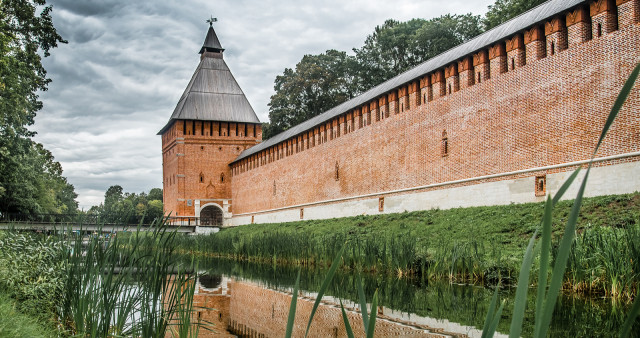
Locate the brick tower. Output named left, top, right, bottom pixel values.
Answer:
left=158, top=22, right=262, bottom=226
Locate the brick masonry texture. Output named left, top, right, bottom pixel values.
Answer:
left=229, top=3, right=640, bottom=216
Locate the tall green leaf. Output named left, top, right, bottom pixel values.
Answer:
left=358, top=275, right=370, bottom=330
left=508, top=228, right=538, bottom=338
left=340, top=299, right=355, bottom=338
left=304, top=243, right=347, bottom=337
left=366, top=290, right=379, bottom=338
left=285, top=269, right=301, bottom=338
left=481, top=284, right=501, bottom=338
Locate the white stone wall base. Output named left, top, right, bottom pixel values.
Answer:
left=232, top=161, right=640, bottom=226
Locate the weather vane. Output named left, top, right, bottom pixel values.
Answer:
left=206, top=16, right=217, bottom=26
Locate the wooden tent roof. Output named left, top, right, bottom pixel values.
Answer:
left=158, top=26, right=259, bottom=135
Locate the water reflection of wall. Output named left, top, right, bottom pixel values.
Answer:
left=192, top=276, right=234, bottom=337
left=219, top=279, right=470, bottom=337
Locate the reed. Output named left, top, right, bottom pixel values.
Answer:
left=57, top=219, right=206, bottom=337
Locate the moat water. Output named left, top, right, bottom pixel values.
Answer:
left=193, top=257, right=638, bottom=337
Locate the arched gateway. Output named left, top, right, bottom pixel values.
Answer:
left=200, top=205, right=223, bottom=226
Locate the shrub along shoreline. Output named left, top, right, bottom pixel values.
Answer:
left=178, top=192, right=640, bottom=300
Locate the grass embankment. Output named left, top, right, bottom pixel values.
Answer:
left=179, top=192, right=640, bottom=299
left=0, top=293, right=57, bottom=337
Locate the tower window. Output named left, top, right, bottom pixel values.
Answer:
left=550, top=42, right=555, bottom=56
left=220, top=173, right=224, bottom=183
left=477, top=72, right=481, bottom=83
left=335, top=162, right=339, bottom=181
left=511, top=58, right=515, bottom=70
left=441, top=130, right=449, bottom=157
left=199, top=173, right=204, bottom=183
left=597, top=23, right=602, bottom=37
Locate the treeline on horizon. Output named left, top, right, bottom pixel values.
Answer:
left=84, top=185, right=164, bottom=223
left=262, top=0, right=546, bottom=139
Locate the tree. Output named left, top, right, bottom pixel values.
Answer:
left=265, top=50, right=358, bottom=139
left=353, top=14, right=482, bottom=93
left=483, top=0, right=548, bottom=30
left=148, top=188, right=162, bottom=202
left=0, top=0, right=72, bottom=214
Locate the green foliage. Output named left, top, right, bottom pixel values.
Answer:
left=265, top=50, right=358, bottom=138
left=0, top=0, right=76, bottom=214
left=483, top=0, right=548, bottom=30
left=88, top=185, right=164, bottom=223
left=0, top=232, right=67, bottom=322
left=0, top=293, right=57, bottom=337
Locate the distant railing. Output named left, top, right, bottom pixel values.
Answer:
left=0, top=213, right=220, bottom=227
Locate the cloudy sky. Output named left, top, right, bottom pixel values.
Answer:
left=35, top=0, right=494, bottom=209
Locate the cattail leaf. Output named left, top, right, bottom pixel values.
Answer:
left=285, top=269, right=301, bottom=338
left=340, top=299, right=355, bottom=338
left=509, top=229, right=538, bottom=338
left=534, top=196, right=554, bottom=336
left=304, top=242, right=346, bottom=338
left=481, top=284, right=501, bottom=338
left=537, top=169, right=590, bottom=337
left=551, top=168, right=581, bottom=206
left=358, top=275, right=369, bottom=330
left=366, top=290, right=378, bottom=338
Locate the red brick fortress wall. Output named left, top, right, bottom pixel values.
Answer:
left=230, top=1, right=640, bottom=219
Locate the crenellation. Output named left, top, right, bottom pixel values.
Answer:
left=388, top=92, right=398, bottom=115
left=489, top=42, right=507, bottom=76
left=370, top=100, right=380, bottom=122
left=420, top=75, right=432, bottom=103
left=431, top=69, right=446, bottom=99
left=505, top=35, right=526, bottom=71
left=545, top=16, right=568, bottom=56
left=524, top=25, right=546, bottom=63
left=473, top=50, right=490, bottom=83
left=457, top=56, right=474, bottom=88
left=444, top=64, right=459, bottom=95
left=591, top=0, right=618, bottom=37
left=378, top=96, right=388, bottom=120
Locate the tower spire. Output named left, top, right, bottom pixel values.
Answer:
left=199, top=16, right=224, bottom=54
